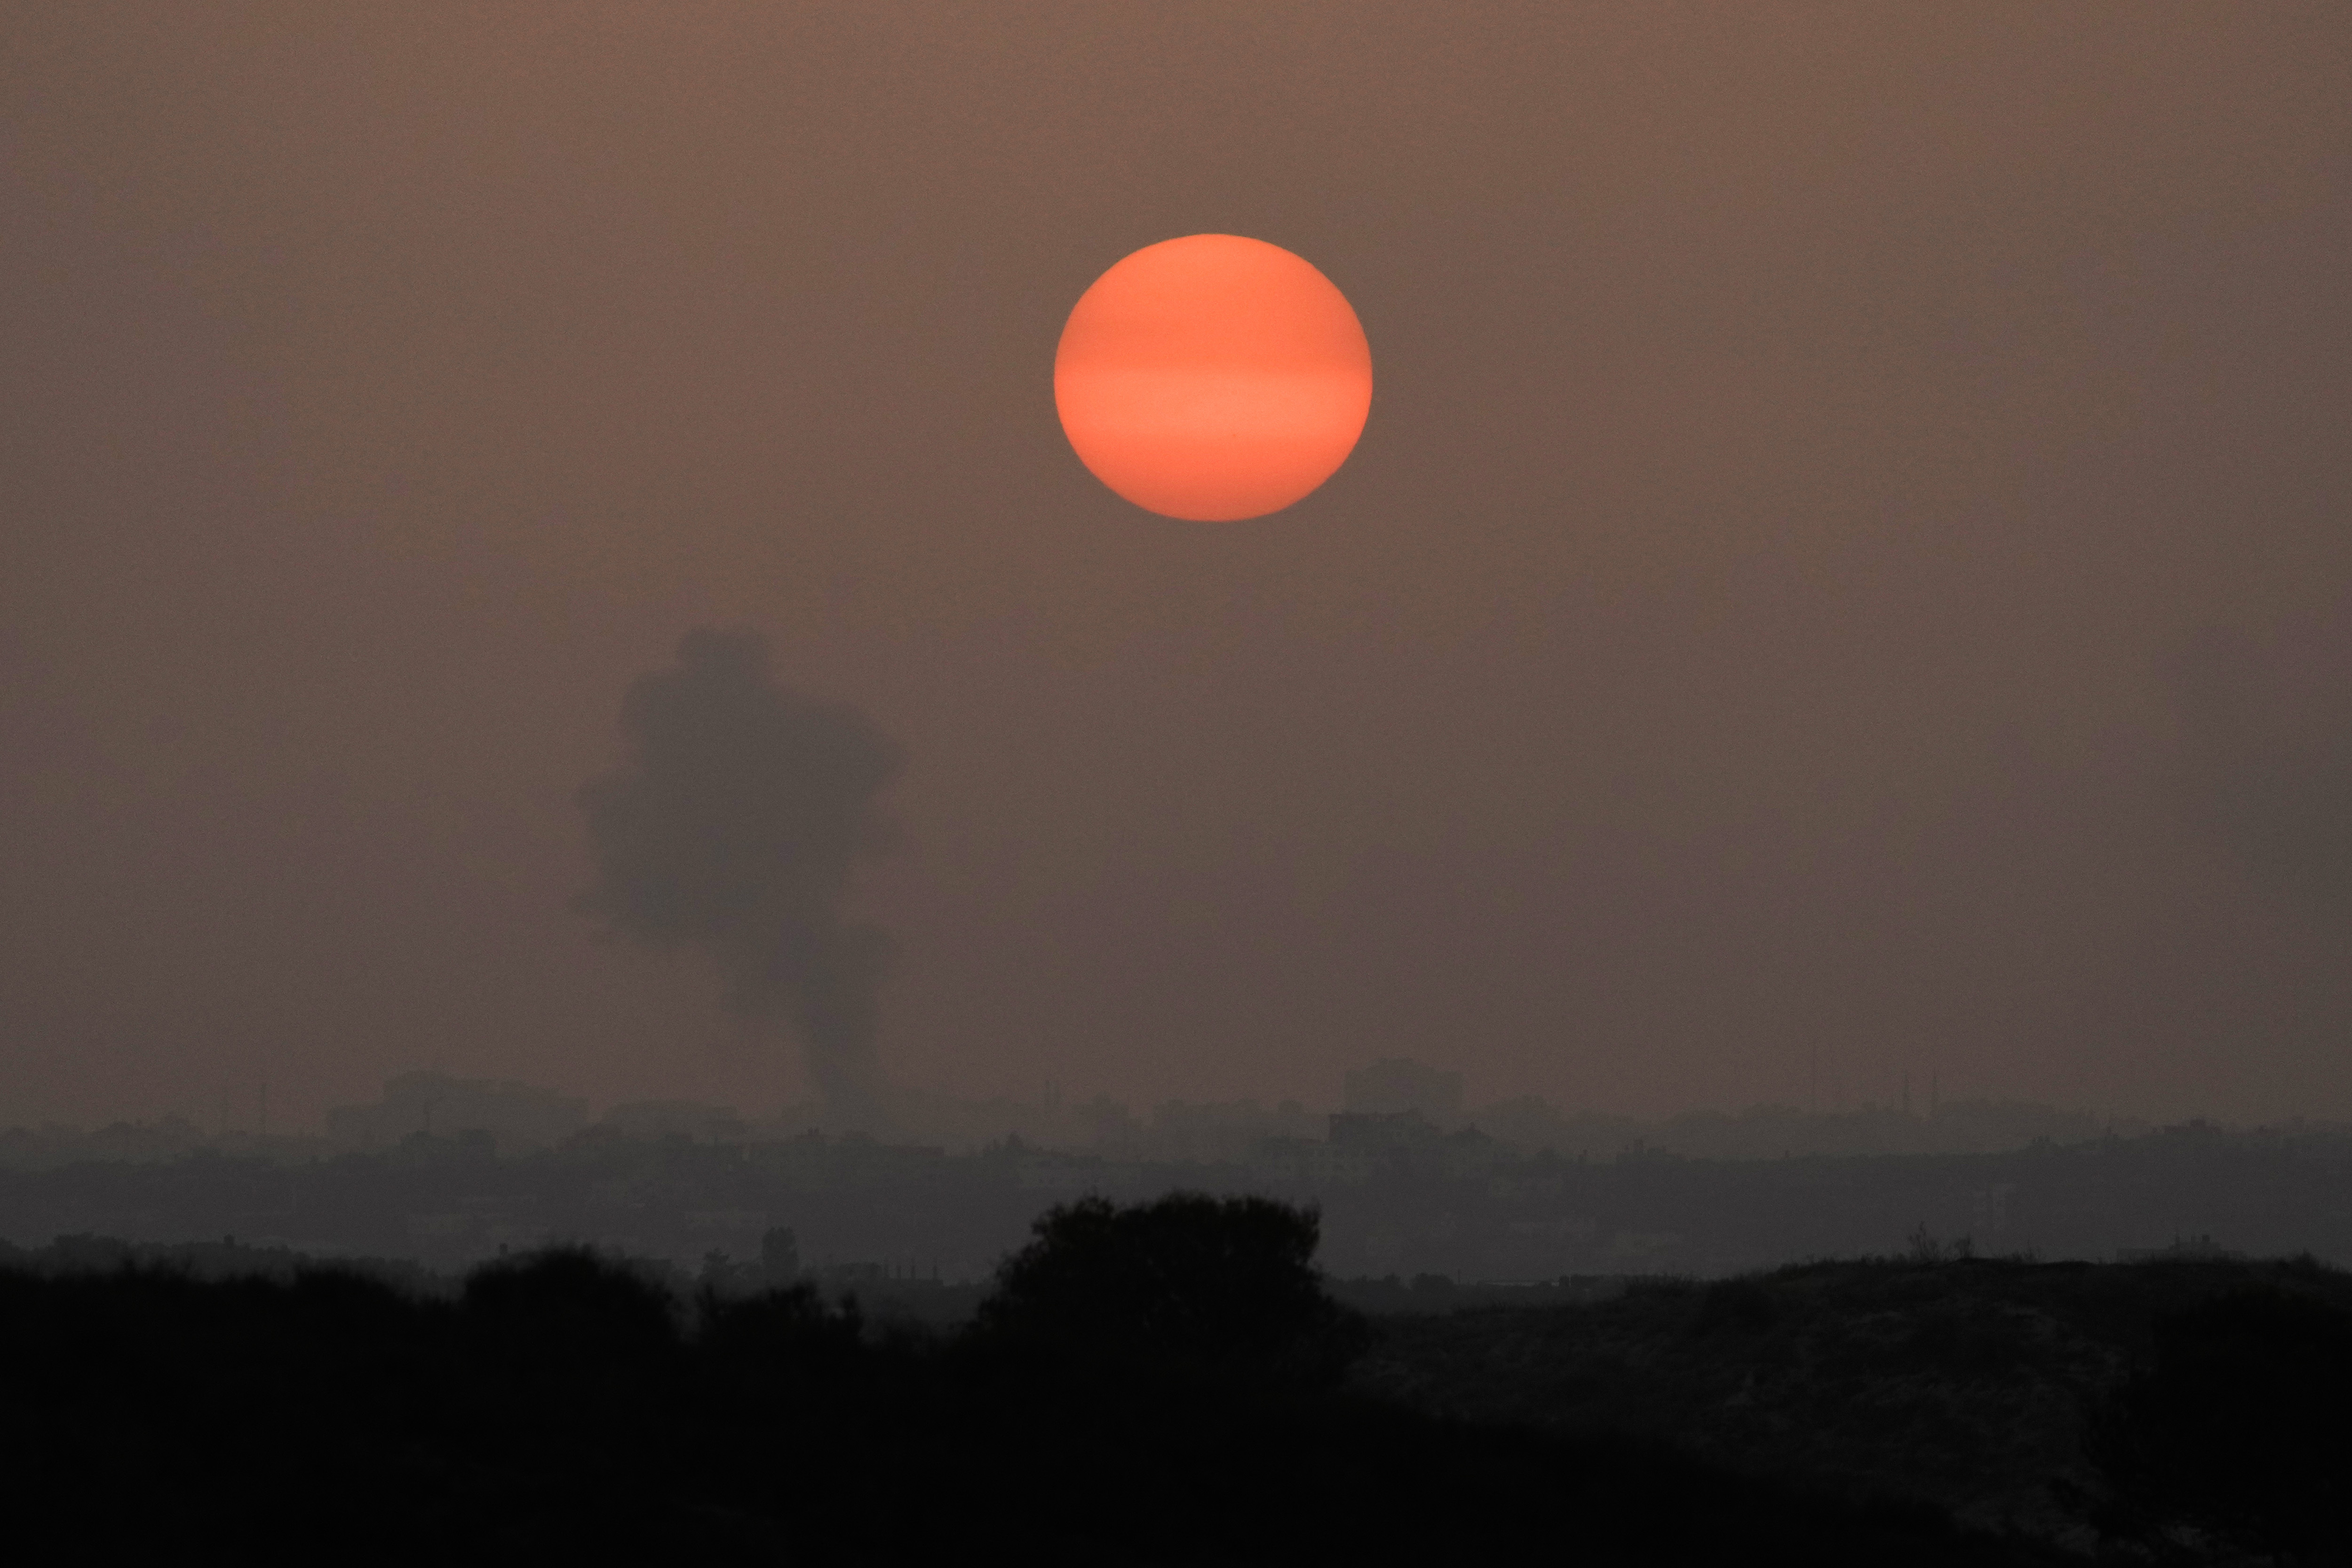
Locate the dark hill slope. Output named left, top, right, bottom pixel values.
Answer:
left=0, top=1222, right=2072, bottom=1564
left=1352, top=1254, right=2352, bottom=1545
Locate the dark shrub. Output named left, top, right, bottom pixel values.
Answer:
left=970, top=1192, right=1369, bottom=1391
left=458, top=1248, right=682, bottom=1444
left=696, top=1280, right=871, bottom=1401
left=462, top=1248, right=678, bottom=1355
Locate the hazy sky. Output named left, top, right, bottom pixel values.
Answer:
left=5, top=4, right=2349, bottom=1128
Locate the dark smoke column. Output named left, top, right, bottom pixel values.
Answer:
left=576, top=629, right=904, bottom=1122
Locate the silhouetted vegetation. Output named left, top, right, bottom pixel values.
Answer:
left=971, top=1193, right=1369, bottom=1390
left=0, top=1194, right=2074, bottom=1562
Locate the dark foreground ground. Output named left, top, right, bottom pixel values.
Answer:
left=1, top=1208, right=2346, bottom=1564
left=1357, top=1253, right=2352, bottom=1555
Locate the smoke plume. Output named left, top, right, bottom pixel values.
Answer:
left=577, top=629, right=904, bottom=1115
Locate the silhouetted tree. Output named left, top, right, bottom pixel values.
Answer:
left=463, top=1247, right=679, bottom=1363
left=697, top=1277, right=867, bottom=1393
left=970, top=1192, right=1369, bottom=1391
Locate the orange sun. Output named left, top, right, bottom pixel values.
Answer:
left=1054, top=234, right=1373, bottom=522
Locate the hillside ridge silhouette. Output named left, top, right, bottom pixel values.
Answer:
left=8, top=1194, right=2340, bottom=1560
